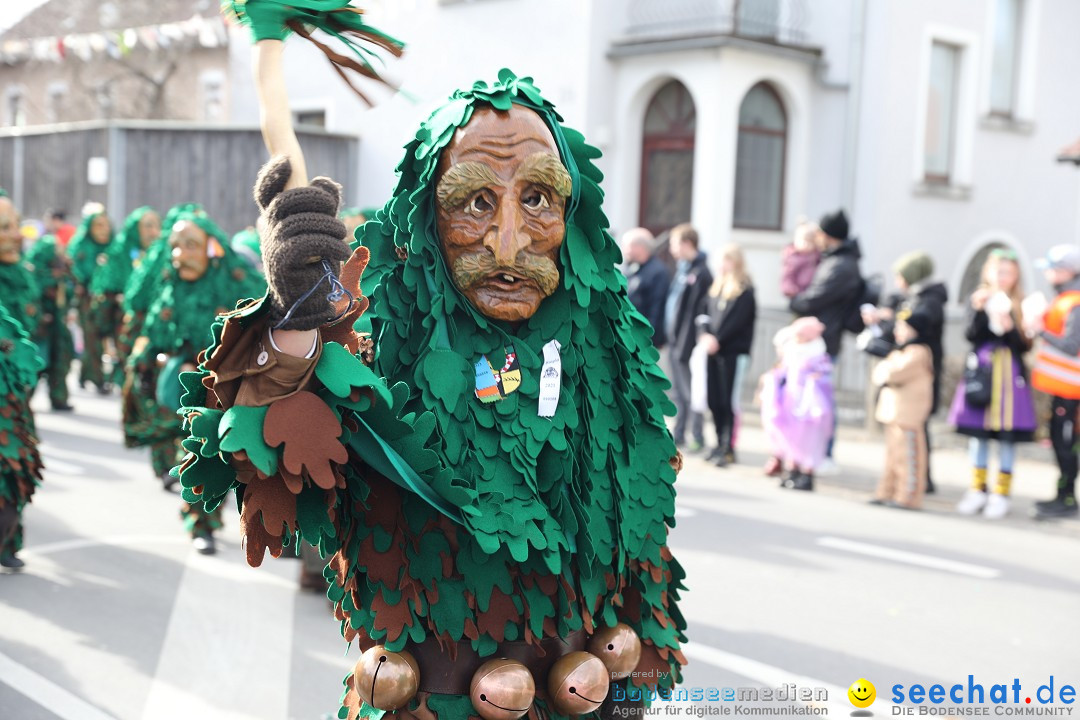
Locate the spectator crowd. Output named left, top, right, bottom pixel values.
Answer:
left=620, top=210, right=1080, bottom=521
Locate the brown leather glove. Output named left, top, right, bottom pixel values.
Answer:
left=254, top=156, right=351, bottom=331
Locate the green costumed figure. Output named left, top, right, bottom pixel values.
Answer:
left=112, top=206, right=162, bottom=361
left=178, top=70, right=686, bottom=719
left=120, top=204, right=203, bottom=480
left=127, top=208, right=265, bottom=554
left=231, top=226, right=264, bottom=274
left=0, top=194, right=45, bottom=570
left=68, top=207, right=124, bottom=393
left=25, top=234, right=77, bottom=410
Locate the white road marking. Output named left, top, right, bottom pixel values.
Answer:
left=140, top=550, right=297, bottom=719
left=674, top=506, right=698, bottom=518
left=683, top=641, right=881, bottom=716
left=0, top=649, right=121, bottom=720
left=817, top=536, right=1001, bottom=579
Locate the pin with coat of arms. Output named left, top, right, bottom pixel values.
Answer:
left=474, top=345, right=522, bottom=403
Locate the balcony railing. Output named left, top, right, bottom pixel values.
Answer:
left=623, top=0, right=810, bottom=47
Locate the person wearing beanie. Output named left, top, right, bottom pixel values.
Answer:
left=863, top=251, right=949, bottom=494
left=1028, top=244, right=1080, bottom=519
left=871, top=310, right=934, bottom=509
left=790, top=208, right=865, bottom=473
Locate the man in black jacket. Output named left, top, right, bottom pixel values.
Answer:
left=665, top=223, right=713, bottom=450
left=790, top=209, right=863, bottom=469
left=790, top=209, right=864, bottom=357
left=622, top=227, right=671, bottom=347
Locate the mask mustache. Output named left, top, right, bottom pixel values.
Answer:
left=174, top=260, right=203, bottom=274
left=452, top=251, right=560, bottom=297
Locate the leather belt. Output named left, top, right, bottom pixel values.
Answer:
left=410, top=630, right=587, bottom=695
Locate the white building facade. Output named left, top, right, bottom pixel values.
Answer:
left=229, top=0, right=1080, bottom=311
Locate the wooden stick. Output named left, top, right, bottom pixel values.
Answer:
left=253, top=39, right=318, bottom=354
left=252, top=39, right=308, bottom=189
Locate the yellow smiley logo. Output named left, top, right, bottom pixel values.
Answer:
left=848, top=678, right=876, bottom=709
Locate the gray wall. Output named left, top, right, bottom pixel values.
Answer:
left=0, top=121, right=358, bottom=235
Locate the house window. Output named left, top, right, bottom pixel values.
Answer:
left=6, top=87, right=25, bottom=126
left=924, top=41, right=960, bottom=183
left=735, top=0, right=780, bottom=39
left=733, top=82, right=786, bottom=230
left=639, top=80, right=696, bottom=236
left=46, top=83, right=66, bottom=124
left=294, top=109, right=327, bottom=128
left=990, top=0, right=1023, bottom=116
left=200, top=72, right=225, bottom=123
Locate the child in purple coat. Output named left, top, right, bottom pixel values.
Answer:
left=761, top=317, right=835, bottom=491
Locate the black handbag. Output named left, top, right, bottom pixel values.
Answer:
left=963, top=352, right=992, bottom=408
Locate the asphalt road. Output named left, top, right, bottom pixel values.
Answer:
left=1, top=382, right=1078, bottom=719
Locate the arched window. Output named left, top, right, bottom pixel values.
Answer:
left=639, top=80, right=696, bottom=236
left=733, top=83, right=787, bottom=230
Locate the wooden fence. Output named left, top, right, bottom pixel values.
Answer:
left=0, top=120, right=358, bottom=235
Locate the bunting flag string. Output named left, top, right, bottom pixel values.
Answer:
left=0, top=13, right=230, bottom=65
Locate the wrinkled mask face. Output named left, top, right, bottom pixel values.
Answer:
left=434, top=105, right=571, bottom=324
left=90, top=214, right=111, bottom=244
left=138, top=211, right=161, bottom=249
left=170, top=221, right=210, bottom=282
left=0, top=199, right=20, bottom=265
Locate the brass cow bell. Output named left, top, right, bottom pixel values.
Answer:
left=587, top=623, right=642, bottom=680
left=547, top=651, right=610, bottom=716
left=469, top=658, right=535, bottom=720
left=352, top=645, right=420, bottom=711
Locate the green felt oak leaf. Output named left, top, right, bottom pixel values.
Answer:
left=188, top=409, right=224, bottom=457
left=297, top=486, right=337, bottom=546
left=316, top=341, right=392, bottom=407
left=218, top=405, right=276, bottom=476
left=178, top=369, right=207, bottom=409
left=179, top=454, right=235, bottom=507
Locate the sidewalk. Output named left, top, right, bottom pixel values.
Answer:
left=680, top=411, right=1080, bottom=540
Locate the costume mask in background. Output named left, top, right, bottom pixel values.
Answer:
left=434, top=106, right=572, bottom=324
left=170, top=221, right=211, bottom=282
left=138, top=211, right=162, bottom=249
left=90, top=214, right=111, bottom=244
left=0, top=199, right=20, bottom=265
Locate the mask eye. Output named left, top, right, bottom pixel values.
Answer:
left=522, top=188, right=549, bottom=210
left=467, top=192, right=494, bottom=215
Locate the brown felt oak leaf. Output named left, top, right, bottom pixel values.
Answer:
left=264, top=391, right=348, bottom=490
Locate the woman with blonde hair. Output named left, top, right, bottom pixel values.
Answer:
left=949, top=248, right=1037, bottom=519
left=698, top=243, right=757, bottom=467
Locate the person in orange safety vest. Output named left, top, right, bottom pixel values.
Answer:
left=1030, top=245, right=1080, bottom=519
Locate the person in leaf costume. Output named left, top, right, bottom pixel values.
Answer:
left=119, top=205, right=208, bottom=462
left=24, top=233, right=76, bottom=410
left=0, top=194, right=45, bottom=570
left=125, top=209, right=265, bottom=553
left=69, top=208, right=124, bottom=393
left=112, top=206, right=162, bottom=364
left=178, top=70, right=685, bottom=719
left=0, top=196, right=40, bottom=340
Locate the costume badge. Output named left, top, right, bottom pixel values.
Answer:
left=538, top=339, right=561, bottom=417
left=474, top=345, right=521, bottom=403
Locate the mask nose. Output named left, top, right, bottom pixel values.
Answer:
left=486, top=196, right=529, bottom=267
